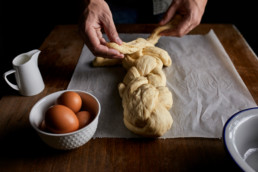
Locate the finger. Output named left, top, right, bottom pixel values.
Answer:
left=176, top=13, right=201, bottom=36
left=96, top=28, right=106, bottom=45
left=100, top=38, right=106, bottom=45
left=85, top=27, right=124, bottom=58
left=159, top=2, right=178, bottom=25
left=160, top=15, right=191, bottom=37
left=95, top=44, right=124, bottom=59
left=184, top=24, right=195, bottom=35
left=101, top=16, right=123, bottom=45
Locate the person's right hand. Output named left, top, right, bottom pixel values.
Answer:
left=80, top=0, right=124, bottom=59
left=159, top=0, right=207, bottom=37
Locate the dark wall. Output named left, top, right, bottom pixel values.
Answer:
left=202, top=1, right=258, bottom=55
left=2, top=1, right=258, bottom=60
left=1, top=0, right=257, bottom=95
left=1, top=0, right=258, bottom=58
left=2, top=0, right=83, bottom=61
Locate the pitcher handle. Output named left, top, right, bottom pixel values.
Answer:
left=3, top=69, right=19, bottom=91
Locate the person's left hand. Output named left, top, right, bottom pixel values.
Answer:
left=159, top=0, right=207, bottom=37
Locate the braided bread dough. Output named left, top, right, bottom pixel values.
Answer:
left=93, top=16, right=180, bottom=137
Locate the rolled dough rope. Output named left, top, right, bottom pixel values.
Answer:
left=92, top=57, right=122, bottom=67
left=91, top=15, right=182, bottom=137
left=107, top=38, right=154, bottom=54
left=147, top=14, right=182, bottom=45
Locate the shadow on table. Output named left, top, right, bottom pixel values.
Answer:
left=0, top=124, right=73, bottom=167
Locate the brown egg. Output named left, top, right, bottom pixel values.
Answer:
left=45, top=105, right=79, bottom=134
left=39, top=120, right=47, bottom=131
left=76, top=111, right=92, bottom=129
left=79, top=92, right=98, bottom=116
left=56, top=91, right=82, bottom=113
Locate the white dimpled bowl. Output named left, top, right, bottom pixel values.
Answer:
left=29, top=90, right=101, bottom=150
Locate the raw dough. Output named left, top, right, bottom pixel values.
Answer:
left=92, top=15, right=181, bottom=137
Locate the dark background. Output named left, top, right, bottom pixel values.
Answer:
left=1, top=0, right=258, bottom=96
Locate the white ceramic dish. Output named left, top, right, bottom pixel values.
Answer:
left=29, top=90, right=101, bottom=150
left=223, top=107, right=258, bottom=172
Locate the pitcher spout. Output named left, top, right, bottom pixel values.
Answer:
left=30, top=50, right=41, bottom=64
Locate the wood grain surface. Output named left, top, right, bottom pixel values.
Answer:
left=0, top=24, right=257, bottom=172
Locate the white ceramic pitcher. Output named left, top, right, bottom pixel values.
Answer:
left=3, top=49, right=45, bottom=96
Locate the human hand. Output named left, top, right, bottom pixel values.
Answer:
left=80, top=0, right=124, bottom=58
left=159, top=0, right=207, bottom=37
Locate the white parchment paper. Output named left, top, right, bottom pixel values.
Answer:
left=68, top=30, right=257, bottom=138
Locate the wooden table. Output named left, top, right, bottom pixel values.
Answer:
left=1, top=24, right=257, bottom=171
